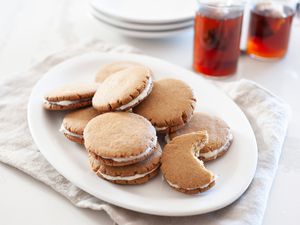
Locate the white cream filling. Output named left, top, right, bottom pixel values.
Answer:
left=99, top=166, right=159, bottom=181
left=44, top=98, right=91, bottom=106
left=200, top=131, right=233, bottom=159
left=165, top=134, right=171, bottom=143
left=156, top=115, right=192, bottom=133
left=166, top=176, right=217, bottom=191
left=116, top=77, right=152, bottom=111
left=101, top=137, right=157, bottom=162
left=59, top=123, right=83, bottom=139
left=155, top=126, right=168, bottom=131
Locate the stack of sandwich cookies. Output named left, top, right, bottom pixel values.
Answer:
left=167, top=112, right=233, bottom=161
left=161, top=131, right=216, bottom=194
left=133, top=79, right=196, bottom=133
left=43, top=83, right=98, bottom=110
left=60, top=107, right=100, bottom=144
left=84, top=112, right=161, bottom=184
left=89, top=145, right=162, bottom=184
left=92, top=66, right=153, bottom=113
left=95, top=61, right=145, bottom=83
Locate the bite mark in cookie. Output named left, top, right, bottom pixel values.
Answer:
left=161, top=131, right=216, bottom=194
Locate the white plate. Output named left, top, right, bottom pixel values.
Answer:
left=28, top=53, right=257, bottom=216
left=90, top=0, right=197, bottom=24
left=91, top=14, right=193, bottom=39
left=90, top=6, right=194, bottom=31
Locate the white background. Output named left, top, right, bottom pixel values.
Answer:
left=0, top=0, right=299, bottom=224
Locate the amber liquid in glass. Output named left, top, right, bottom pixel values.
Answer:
left=247, top=5, right=294, bottom=59
left=193, top=9, right=243, bottom=76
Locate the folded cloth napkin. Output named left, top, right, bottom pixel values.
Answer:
left=0, top=40, right=290, bottom=225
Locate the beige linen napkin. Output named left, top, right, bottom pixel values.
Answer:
left=0, top=40, right=290, bottom=225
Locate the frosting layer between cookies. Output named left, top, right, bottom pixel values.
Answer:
left=155, top=126, right=168, bottom=131
left=200, top=131, right=233, bottom=159
left=59, top=123, right=83, bottom=138
left=44, top=98, right=91, bottom=106
left=166, top=176, right=217, bottom=190
left=99, top=166, right=159, bottom=181
left=116, top=77, right=152, bottom=111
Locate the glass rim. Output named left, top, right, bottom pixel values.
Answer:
left=197, top=0, right=246, bottom=9
left=251, top=0, right=298, bottom=9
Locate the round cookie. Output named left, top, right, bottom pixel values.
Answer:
left=84, top=112, right=157, bottom=166
left=95, top=61, right=145, bottom=83
left=161, top=131, right=216, bottom=194
left=60, top=107, right=100, bottom=144
left=89, top=144, right=162, bottom=185
left=133, top=79, right=196, bottom=133
left=167, top=112, right=233, bottom=161
left=43, top=83, right=98, bottom=110
left=92, top=66, right=153, bottom=113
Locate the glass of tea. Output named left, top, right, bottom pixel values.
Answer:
left=247, top=0, right=296, bottom=59
left=193, top=0, right=245, bottom=77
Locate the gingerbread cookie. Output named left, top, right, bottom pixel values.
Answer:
left=43, top=83, right=98, bottom=110
left=84, top=112, right=157, bottom=166
left=92, top=66, right=153, bottom=113
left=60, top=107, right=100, bottom=144
left=133, top=79, right=196, bottom=133
left=161, top=131, right=216, bottom=194
left=89, top=144, right=162, bottom=185
left=167, top=112, right=233, bottom=161
left=95, top=61, right=145, bottom=82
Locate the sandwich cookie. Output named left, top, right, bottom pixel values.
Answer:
left=60, top=107, right=100, bottom=144
left=133, top=79, right=196, bottom=133
left=43, top=83, right=98, bottom=110
left=84, top=112, right=157, bottom=166
left=161, top=131, right=216, bottom=194
left=167, top=112, right=233, bottom=161
left=92, top=66, right=153, bottom=113
left=89, top=144, right=162, bottom=185
left=95, top=61, right=145, bottom=83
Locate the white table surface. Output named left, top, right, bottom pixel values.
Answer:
left=0, top=0, right=299, bottom=224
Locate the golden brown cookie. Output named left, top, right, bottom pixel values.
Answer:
left=60, top=107, right=100, bottom=144
left=95, top=61, right=145, bottom=83
left=84, top=112, right=157, bottom=166
left=161, top=131, right=216, bottom=194
left=166, top=112, right=233, bottom=161
left=92, top=66, right=153, bottom=113
left=89, top=144, right=162, bottom=185
left=43, top=83, right=98, bottom=110
left=133, top=79, right=196, bottom=133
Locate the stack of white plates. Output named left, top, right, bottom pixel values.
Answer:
left=90, top=0, right=198, bottom=38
